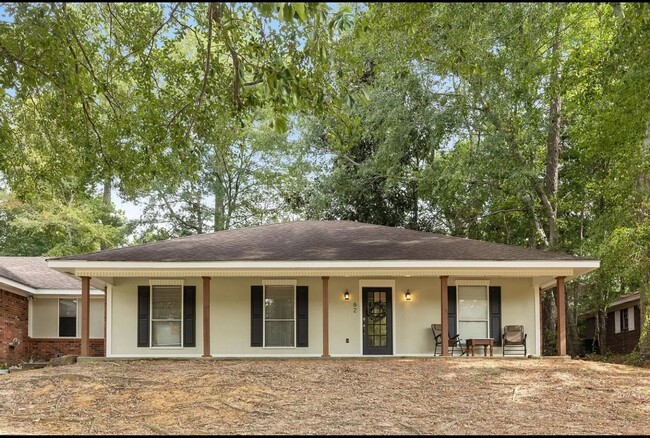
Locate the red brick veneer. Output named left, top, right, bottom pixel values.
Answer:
left=0, top=289, right=30, bottom=365
left=27, top=338, right=104, bottom=361
left=2, top=287, right=106, bottom=364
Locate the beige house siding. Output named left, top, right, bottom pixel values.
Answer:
left=212, top=277, right=323, bottom=356
left=110, top=277, right=203, bottom=356
left=31, top=297, right=104, bottom=339
left=107, top=275, right=538, bottom=357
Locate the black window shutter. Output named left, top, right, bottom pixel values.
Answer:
left=137, top=286, right=150, bottom=347
left=296, top=286, right=309, bottom=347
left=183, top=286, right=196, bottom=347
left=251, top=285, right=264, bottom=347
left=489, top=286, right=502, bottom=346
left=447, top=286, right=457, bottom=338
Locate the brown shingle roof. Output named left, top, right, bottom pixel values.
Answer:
left=52, top=221, right=594, bottom=263
left=0, top=257, right=84, bottom=289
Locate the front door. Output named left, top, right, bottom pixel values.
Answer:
left=362, top=287, right=393, bottom=355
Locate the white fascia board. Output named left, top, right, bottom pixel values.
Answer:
left=32, top=289, right=104, bottom=297
left=48, top=259, right=600, bottom=271
left=0, top=276, right=36, bottom=296
left=539, top=276, right=583, bottom=290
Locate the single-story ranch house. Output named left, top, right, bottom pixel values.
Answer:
left=0, top=257, right=104, bottom=365
left=46, top=221, right=600, bottom=359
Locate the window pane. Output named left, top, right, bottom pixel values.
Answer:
left=459, top=321, right=488, bottom=339
left=152, top=321, right=182, bottom=347
left=265, top=321, right=294, bottom=347
left=59, top=318, right=76, bottom=337
left=265, top=285, right=294, bottom=319
left=59, top=299, right=77, bottom=318
left=458, top=286, right=488, bottom=320
left=152, top=286, right=182, bottom=319
left=59, top=299, right=77, bottom=337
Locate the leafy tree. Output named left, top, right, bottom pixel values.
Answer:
left=0, top=187, right=129, bottom=256
left=131, top=112, right=315, bottom=240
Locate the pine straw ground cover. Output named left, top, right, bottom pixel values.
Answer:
left=0, top=358, right=649, bottom=435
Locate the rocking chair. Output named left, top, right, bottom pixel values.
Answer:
left=431, top=323, right=465, bottom=356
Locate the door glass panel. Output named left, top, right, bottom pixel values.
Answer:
left=366, top=291, right=388, bottom=347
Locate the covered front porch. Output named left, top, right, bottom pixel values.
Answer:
left=62, top=265, right=583, bottom=359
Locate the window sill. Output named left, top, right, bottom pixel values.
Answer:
left=262, top=346, right=297, bottom=349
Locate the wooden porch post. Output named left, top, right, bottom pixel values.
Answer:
left=81, top=276, right=90, bottom=357
left=322, top=276, right=330, bottom=357
left=556, top=276, right=566, bottom=356
left=202, top=277, right=211, bottom=357
left=440, top=275, right=449, bottom=356
left=539, top=287, right=544, bottom=356
left=103, top=285, right=107, bottom=357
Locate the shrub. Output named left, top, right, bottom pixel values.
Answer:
left=624, top=351, right=647, bottom=368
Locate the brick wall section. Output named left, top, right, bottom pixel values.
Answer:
left=606, top=305, right=641, bottom=354
left=27, top=338, right=104, bottom=361
left=0, top=289, right=30, bottom=365
left=583, top=306, right=641, bottom=355
left=584, top=316, right=596, bottom=339
left=2, top=287, right=107, bottom=364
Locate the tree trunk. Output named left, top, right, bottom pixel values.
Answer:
left=566, top=283, right=581, bottom=357
left=544, top=18, right=562, bottom=249
left=636, top=125, right=650, bottom=358
left=539, top=13, right=564, bottom=356
left=522, top=193, right=549, bottom=248
left=213, top=179, right=225, bottom=232
left=100, top=178, right=111, bottom=250
left=542, top=289, right=557, bottom=355
left=596, top=309, right=608, bottom=355
left=639, top=283, right=650, bottom=358
left=196, top=196, right=203, bottom=234
left=410, top=177, right=418, bottom=229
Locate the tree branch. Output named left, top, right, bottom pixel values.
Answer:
left=185, top=3, right=214, bottom=137
left=0, top=44, right=63, bottom=89
left=160, top=192, right=202, bottom=233
left=212, top=3, right=244, bottom=110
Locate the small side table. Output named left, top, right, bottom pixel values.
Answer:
left=465, top=338, right=494, bottom=356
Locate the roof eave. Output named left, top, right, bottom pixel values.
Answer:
left=48, top=259, right=600, bottom=270
left=0, top=275, right=36, bottom=296
left=48, top=259, right=599, bottom=284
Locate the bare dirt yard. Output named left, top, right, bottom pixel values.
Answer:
left=1, top=357, right=649, bottom=435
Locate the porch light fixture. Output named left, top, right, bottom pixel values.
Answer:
left=405, top=290, right=412, bottom=301
left=344, top=289, right=350, bottom=301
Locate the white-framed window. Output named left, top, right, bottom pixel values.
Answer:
left=615, top=306, right=636, bottom=334
left=151, top=285, right=183, bottom=348
left=621, top=308, right=629, bottom=331
left=264, top=284, right=296, bottom=347
left=457, top=285, right=489, bottom=339
left=58, top=298, right=77, bottom=337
